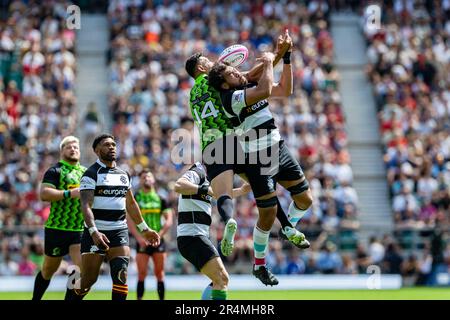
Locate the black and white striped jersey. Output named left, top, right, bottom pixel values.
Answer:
left=79, top=159, right=131, bottom=230
left=176, top=162, right=212, bottom=238
left=220, top=83, right=281, bottom=153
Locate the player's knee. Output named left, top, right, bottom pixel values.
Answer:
left=110, top=256, right=130, bottom=285
left=255, top=196, right=277, bottom=209
left=41, top=260, right=59, bottom=279
left=288, top=180, right=312, bottom=208
left=287, top=179, right=310, bottom=196
left=304, top=191, right=313, bottom=208
left=41, top=266, right=57, bottom=279
left=220, top=271, right=229, bottom=287
left=294, top=189, right=313, bottom=210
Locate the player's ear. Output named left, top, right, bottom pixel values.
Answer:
left=197, top=64, right=207, bottom=73
left=221, top=82, right=229, bottom=90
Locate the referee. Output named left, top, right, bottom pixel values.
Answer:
left=71, top=134, right=160, bottom=300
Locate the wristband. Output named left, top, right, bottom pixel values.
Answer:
left=197, top=184, right=209, bottom=195
left=88, top=226, right=98, bottom=236
left=283, top=51, right=291, bottom=64
left=63, top=190, right=71, bottom=199
left=137, top=221, right=149, bottom=232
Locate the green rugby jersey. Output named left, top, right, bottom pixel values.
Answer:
left=135, top=190, right=170, bottom=232
left=189, top=74, right=234, bottom=150
left=42, top=160, right=86, bottom=232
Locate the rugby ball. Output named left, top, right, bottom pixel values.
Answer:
left=218, top=44, right=249, bottom=67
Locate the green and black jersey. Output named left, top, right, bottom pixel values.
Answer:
left=135, top=190, right=170, bottom=232
left=42, top=160, right=86, bottom=232
left=189, top=74, right=234, bottom=150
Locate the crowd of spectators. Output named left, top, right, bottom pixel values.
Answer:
left=269, top=231, right=450, bottom=285
left=363, top=0, right=450, bottom=231
left=0, top=0, right=79, bottom=274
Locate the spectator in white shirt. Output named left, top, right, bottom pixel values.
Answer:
left=393, top=185, right=419, bottom=214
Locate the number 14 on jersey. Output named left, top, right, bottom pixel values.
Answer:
left=193, top=101, right=219, bottom=124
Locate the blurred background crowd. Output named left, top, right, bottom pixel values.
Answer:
left=0, top=0, right=448, bottom=287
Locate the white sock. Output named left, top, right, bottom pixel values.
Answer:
left=288, top=201, right=307, bottom=227
left=253, top=225, right=270, bottom=270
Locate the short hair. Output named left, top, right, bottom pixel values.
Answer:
left=60, top=136, right=79, bottom=150
left=185, top=52, right=202, bottom=79
left=139, top=169, right=151, bottom=177
left=207, top=62, right=228, bottom=91
left=92, top=134, right=115, bottom=151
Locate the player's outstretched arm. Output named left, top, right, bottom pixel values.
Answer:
left=245, top=52, right=274, bottom=106
left=272, top=30, right=293, bottom=97
left=244, top=32, right=290, bottom=83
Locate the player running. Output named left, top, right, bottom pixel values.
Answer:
left=208, top=30, right=313, bottom=286
left=32, top=136, right=86, bottom=300
left=70, top=134, right=160, bottom=300
left=128, top=170, right=173, bottom=300
left=174, top=162, right=250, bottom=300
left=185, top=32, right=305, bottom=257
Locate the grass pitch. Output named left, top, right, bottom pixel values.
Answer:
left=1, top=288, right=449, bottom=300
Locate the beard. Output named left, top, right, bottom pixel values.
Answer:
left=143, top=182, right=153, bottom=189
left=101, top=153, right=116, bottom=161
left=238, top=76, right=248, bottom=87
left=65, top=154, right=79, bottom=162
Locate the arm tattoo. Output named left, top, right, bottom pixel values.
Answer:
left=80, top=189, right=94, bottom=207
left=80, top=189, right=96, bottom=227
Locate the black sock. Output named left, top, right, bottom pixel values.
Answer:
left=32, top=271, right=51, bottom=300
left=68, top=288, right=89, bottom=301
left=276, top=198, right=293, bottom=230
left=64, top=288, right=80, bottom=301
left=137, top=281, right=145, bottom=300
left=217, top=195, right=233, bottom=224
left=112, top=284, right=128, bottom=301
left=157, top=281, right=165, bottom=300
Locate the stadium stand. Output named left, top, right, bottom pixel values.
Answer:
left=363, top=0, right=449, bottom=283
left=0, top=0, right=448, bottom=288
left=0, top=0, right=79, bottom=275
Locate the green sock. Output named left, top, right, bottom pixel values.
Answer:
left=211, top=289, right=227, bottom=300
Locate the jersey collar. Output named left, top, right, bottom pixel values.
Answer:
left=96, top=159, right=115, bottom=168
left=140, top=188, right=156, bottom=195
left=60, top=159, right=79, bottom=168
left=194, top=73, right=207, bottom=83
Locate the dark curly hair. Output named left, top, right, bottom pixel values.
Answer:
left=92, top=134, right=115, bottom=150
left=207, top=62, right=228, bottom=91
